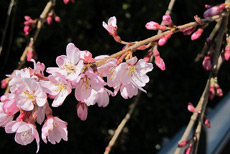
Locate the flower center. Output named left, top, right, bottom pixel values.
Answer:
left=55, top=83, right=65, bottom=92
left=128, top=66, right=136, bottom=76
left=24, top=90, right=35, bottom=101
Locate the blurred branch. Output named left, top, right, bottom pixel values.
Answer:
left=174, top=9, right=229, bottom=154
left=192, top=13, right=229, bottom=154
left=2, top=0, right=18, bottom=68
left=0, top=0, right=17, bottom=57
left=4, top=0, right=55, bottom=95
left=103, top=0, right=176, bottom=154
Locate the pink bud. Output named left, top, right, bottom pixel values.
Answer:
left=137, top=45, right=149, bottom=50
left=54, top=16, right=61, bottom=22
left=63, top=0, right=69, bottom=4
left=158, top=33, right=171, bottom=46
left=0, top=95, right=8, bottom=102
left=3, top=99, right=18, bottom=116
left=224, top=46, right=230, bottom=61
left=205, top=4, right=212, bottom=9
left=216, top=86, right=223, bottom=97
left=202, top=56, right=212, bottom=71
left=143, top=49, right=153, bottom=62
left=27, top=50, right=33, bottom=62
left=154, top=48, right=166, bottom=71
left=184, top=144, right=192, bottom=154
left=203, top=116, right=211, bottom=128
left=46, top=16, right=52, bottom=25
left=77, top=102, right=88, bottom=121
left=24, top=26, right=30, bottom=35
left=182, top=26, right=196, bottom=36
left=203, top=4, right=226, bottom=18
left=187, top=102, right=196, bottom=113
left=191, top=28, right=203, bottom=40
left=24, top=16, right=31, bottom=21
left=162, top=14, right=172, bottom=26
left=145, top=21, right=167, bottom=31
left=209, top=86, right=215, bottom=100
left=178, top=140, right=189, bottom=147
left=1, top=78, right=8, bottom=89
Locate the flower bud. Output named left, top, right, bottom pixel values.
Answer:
left=163, top=14, right=173, bottom=26
left=77, top=102, right=88, bottom=121
left=202, top=55, right=212, bottom=71
left=203, top=4, right=226, bottom=18
left=178, top=140, right=189, bottom=147
left=191, top=28, right=203, bottom=40
left=158, top=33, right=172, bottom=46
left=224, top=46, right=230, bottom=61
left=154, top=48, right=166, bottom=71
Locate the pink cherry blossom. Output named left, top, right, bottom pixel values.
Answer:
left=47, top=43, right=84, bottom=82
left=0, top=103, right=13, bottom=127
left=15, top=78, right=47, bottom=111
left=98, top=58, right=120, bottom=88
left=74, top=68, right=109, bottom=106
left=41, top=116, right=68, bottom=144
left=5, top=121, right=40, bottom=153
left=103, top=16, right=117, bottom=36
left=117, top=57, right=153, bottom=99
left=77, top=102, right=88, bottom=121
left=3, top=98, right=18, bottom=116
left=40, top=73, right=72, bottom=107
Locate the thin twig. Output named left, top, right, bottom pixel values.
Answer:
left=192, top=12, right=229, bottom=154
left=174, top=8, right=229, bottom=154
left=3, top=0, right=55, bottom=95
left=103, top=0, right=176, bottom=154
left=2, top=0, right=18, bottom=68
left=96, top=11, right=228, bottom=67
left=0, top=0, right=16, bottom=56
left=194, top=21, right=221, bottom=62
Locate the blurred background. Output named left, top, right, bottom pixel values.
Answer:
left=0, top=0, right=230, bottom=154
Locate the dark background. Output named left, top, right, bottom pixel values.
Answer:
left=0, top=0, right=229, bottom=154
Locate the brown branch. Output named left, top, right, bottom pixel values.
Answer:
left=96, top=11, right=228, bottom=67
left=174, top=9, right=229, bottom=154
left=3, top=0, right=55, bottom=95
left=192, top=13, right=229, bottom=154
left=103, top=0, right=176, bottom=154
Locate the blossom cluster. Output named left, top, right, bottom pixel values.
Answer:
left=0, top=16, right=153, bottom=152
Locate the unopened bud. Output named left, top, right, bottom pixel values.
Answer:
left=224, top=46, right=230, bottom=61
left=202, top=55, right=212, bottom=71
left=162, top=14, right=173, bottom=26
left=203, top=4, right=226, bottom=18
left=178, top=140, right=189, bottom=147
left=182, top=26, right=196, bottom=36
left=191, top=28, right=203, bottom=40
left=158, top=33, right=172, bottom=46
left=203, top=116, right=211, bottom=128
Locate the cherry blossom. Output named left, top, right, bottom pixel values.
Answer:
left=47, top=43, right=84, bottom=82
left=15, top=78, right=47, bottom=111
left=40, top=73, right=72, bottom=107
left=5, top=121, right=40, bottom=153
left=41, top=116, right=68, bottom=144
left=0, top=103, right=13, bottom=127
left=103, top=16, right=117, bottom=36
left=117, top=57, right=153, bottom=98
left=74, top=68, right=109, bottom=106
